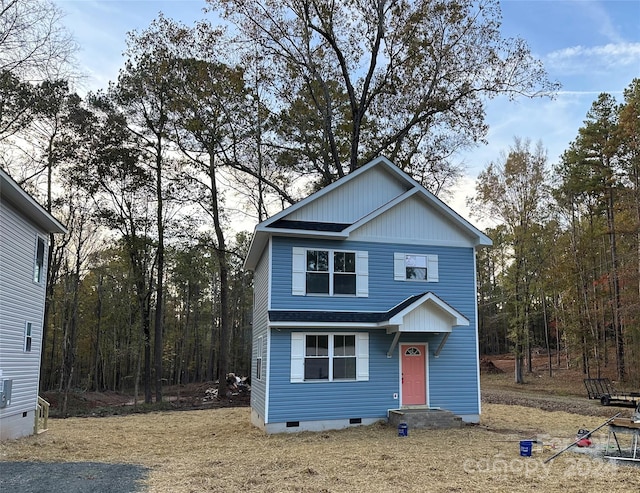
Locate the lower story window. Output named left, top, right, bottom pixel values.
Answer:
left=291, top=332, right=368, bottom=383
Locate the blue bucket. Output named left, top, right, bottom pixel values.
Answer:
left=398, top=423, right=408, bottom=437
left=519, top=440, right=532, bottom=457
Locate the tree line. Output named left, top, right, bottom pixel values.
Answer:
left=473, top=79, right=640, bottom=385
left=9, top=0, right=618, bottom=407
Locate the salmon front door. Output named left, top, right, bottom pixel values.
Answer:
left=401, top=344, right=426, bottom=406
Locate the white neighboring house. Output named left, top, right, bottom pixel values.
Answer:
left=0, top=169, right=66, bottom=440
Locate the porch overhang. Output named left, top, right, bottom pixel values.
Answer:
left=267, top=292, right=469, bottom=357
left=383, top=292, right=469, bottom=357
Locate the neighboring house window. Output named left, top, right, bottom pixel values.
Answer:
left=290, top=332, right=369, bottom=382
left=394, top=253, right=438, bottom=282
left=24, top=322, right=33, bottom=352
left=256, top=336, right=263, bottom=380
left=33, top=236, right=46, bottom=283
left=292, top=247, right=368, bottom=297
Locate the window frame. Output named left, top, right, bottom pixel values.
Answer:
left=394, top=252, right=438, bottom=282
left=256, top=335, right=264, bottom=381
left=33, top=235, right=46, bottom=284
left=291, top=332, right=369, bottom=383
left=292, top=247, right=368, bottom=297
left=24, top=322, right=33, bottom=352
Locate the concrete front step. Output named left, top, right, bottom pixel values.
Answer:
left=388, top=408, right=463, bottom=430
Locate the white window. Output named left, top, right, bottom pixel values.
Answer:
left=394, top=253, right=438, bottom=282
left=33, top=236, right=46, bottom=283
left=290, top=332, right=369, bottom=382
left=292, top=247, right=368, bottom=297
left=24, top=322, right=33, bottom=352
left=256, top=336, right=264, bottom=380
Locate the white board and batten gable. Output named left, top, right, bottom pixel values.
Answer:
left=0, top=169, right=67, bottom=440
left=244, top=156, right=490, bottom=270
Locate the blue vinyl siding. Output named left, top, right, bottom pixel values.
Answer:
left=260, top=237, right=479, bottom=423
left=271, top=236, right=476, bottom=315
left=267, top=329, right=400, bottom=422
left=250, top=246, right=270, bottom=419
left=267, top=328, right=479, bottom=422
left=265, top=236, right=480, bottom=423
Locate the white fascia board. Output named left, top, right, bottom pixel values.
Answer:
left=0, top=169, right=67, bottom=234
left=268, top=321, right=381, bottom=329
left=387, top=292, right=470, bottom=327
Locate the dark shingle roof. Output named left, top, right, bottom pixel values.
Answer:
left=270, top=219, right=351, bottom=232
left=268, top=293, right=426, bottom=324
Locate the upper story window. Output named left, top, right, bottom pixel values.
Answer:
left=394, top=253, right=439, bottom=282
left=292, top=247, right=368, bottom=297
left=33, top=236, right=46, bottom=283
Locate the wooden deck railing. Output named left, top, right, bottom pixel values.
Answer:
left=35, top=396, right=50, bottom=434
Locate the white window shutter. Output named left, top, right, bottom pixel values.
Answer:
left=291, top=333, right=305, bottom=382
left=394, top=252, right=405, bottom=280
left=427, top=254, right=439, bottom=282
left=356, top=332, right=369, bottom=381
left=356, top=250, right=369, bottom=297
left=292, top=247, right=306, bottom=295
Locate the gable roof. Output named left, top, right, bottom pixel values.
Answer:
left=0, top=169, right=67, bottom=234
left=244, top=156, right=491, bottom=270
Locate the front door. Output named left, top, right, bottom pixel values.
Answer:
left=401, top=344, right=426, bottom=406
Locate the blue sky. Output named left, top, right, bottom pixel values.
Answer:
left=53, top=0, right=640, bottom=218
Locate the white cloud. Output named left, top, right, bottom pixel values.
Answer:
left=546, top=42, right=640, bottom=73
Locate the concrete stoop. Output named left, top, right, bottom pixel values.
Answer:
left=388, top=408, right=463, bottom=430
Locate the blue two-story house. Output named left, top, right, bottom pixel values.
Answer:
left=243, top=157, right=491, bottom=433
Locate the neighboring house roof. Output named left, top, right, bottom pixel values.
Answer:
left=0, top=168, right=67, bottom=234
left=244, top=156, right=491, bottom=270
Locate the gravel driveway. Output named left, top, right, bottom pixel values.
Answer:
left=0, top=461, right=148, bottom=493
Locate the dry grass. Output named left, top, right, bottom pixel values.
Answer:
left=1, top=404, right=638, bottom=492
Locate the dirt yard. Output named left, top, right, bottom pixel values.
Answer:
left=2, top=358, right=638, bottom=492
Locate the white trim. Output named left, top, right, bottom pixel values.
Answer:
left=265, top=329, right=271, bottom=423
left=399, top=343, right=429, bottom=408
left=0, top=168, right=67, bottom=234
left=290, top=332, right=369, bottom=382
left=267, top=238, right=273, bottom=310
left=473, top=248, right=482, bottom=417
left=264, top=417, right=382, bottom=434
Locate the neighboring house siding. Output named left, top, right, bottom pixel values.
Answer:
left=250, top=243, right=270, bottom=421
left=0, top=200, right=48, bottom=435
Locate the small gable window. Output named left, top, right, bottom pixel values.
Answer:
left=292, top=247, right=368, bottom=297
left=291, top=332, right=369, bottom=383
left=394, top=253, right=438, bottom=282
